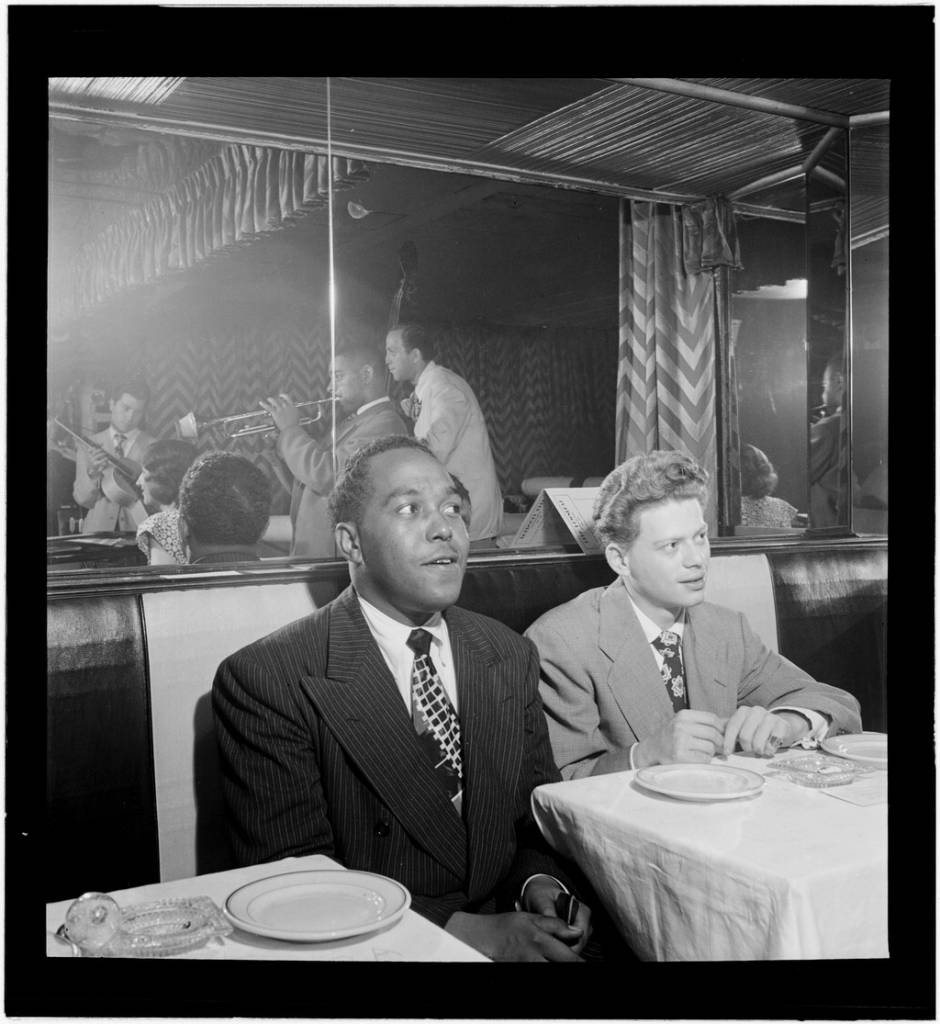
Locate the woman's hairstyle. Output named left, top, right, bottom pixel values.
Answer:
left=593, top=449, right=709, bottom=547
left=178, top=451, right=271, bottom=546
left=740, top=443, right=778, bottom=499
left=329, top=435, right=436, bottom=529
left=141, top=439, right=198, bottom=507
left=394, top=322, right=437, bottom=363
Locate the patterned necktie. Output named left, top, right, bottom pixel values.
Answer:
left=651, top=630, right=688, bottom=712
left=406, top=628, right=463, bottom=814
left=113, top=433, right=126, bottom=459
left=408, top=394, right=422, bottom=423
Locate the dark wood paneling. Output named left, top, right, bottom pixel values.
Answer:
left=767, top=544, right=887, bottom=731
left=47, top=596, right=159, bottom=900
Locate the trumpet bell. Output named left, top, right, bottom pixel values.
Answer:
left=176, top=411, right=200, bottom=439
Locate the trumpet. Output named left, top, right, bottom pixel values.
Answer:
left=176, top=399, right=333, bottom=440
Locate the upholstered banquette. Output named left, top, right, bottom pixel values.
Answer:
left=46, top=539, right=886, bottom=901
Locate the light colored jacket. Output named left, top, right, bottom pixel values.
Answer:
left=525, top=578, right=863, bottom=779
left=410, top=362, right=503, bottom=541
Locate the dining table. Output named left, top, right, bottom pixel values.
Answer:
left=531, top=749, right=888, bottom=961
left=46, top=853, right=489, bottom=961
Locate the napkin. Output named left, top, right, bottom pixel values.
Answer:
left=821, top=771, right=887, bottom=806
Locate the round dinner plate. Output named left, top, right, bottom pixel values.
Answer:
left=634, top=763, right=765, bottom=802
left=224, top=869, right=411, bottom=942
left=819, top=731, right=887, bottom=768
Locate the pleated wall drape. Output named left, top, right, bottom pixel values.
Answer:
left=616, top=198, right=740, bottom=529
left=55, top=146, right=370, bottom=324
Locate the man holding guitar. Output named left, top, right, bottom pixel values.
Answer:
left=72, top=379, right=155, bottom=533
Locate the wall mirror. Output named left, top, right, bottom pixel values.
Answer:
left=47, top=77, right=887, bottom=578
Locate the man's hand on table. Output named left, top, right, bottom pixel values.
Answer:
left=446, top=877, right=591, bottom=961
left=721, top=706, right=808, bottom=757
left=634, top=709, right=725, bottom=768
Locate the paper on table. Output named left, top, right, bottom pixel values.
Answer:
left=822, top=771, right=887, bottom=806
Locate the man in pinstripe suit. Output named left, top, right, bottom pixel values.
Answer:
left=213, top=435, right=595, bottom=961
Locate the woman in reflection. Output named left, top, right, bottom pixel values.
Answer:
left=740, top=443, right=798, bottom=528
left=135, top=440, right=198, bottom=564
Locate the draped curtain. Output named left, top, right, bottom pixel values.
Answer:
left=54, top=146, right=370, bottom=324
left=616, top=197, right=741, bottom=530
left=435, top=322, right=617, bottom=496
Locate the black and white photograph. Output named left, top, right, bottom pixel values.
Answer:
left=7, top=4, right=932, bottom=1020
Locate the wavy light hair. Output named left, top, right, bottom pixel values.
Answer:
left=593, top=450, right=709, bottom=547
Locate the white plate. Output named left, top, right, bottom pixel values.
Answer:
left=635, top=763, right=765, bottom=802
left=224, top=869, right=411, bottom=942
left=820, top=732, right=887, bottom=768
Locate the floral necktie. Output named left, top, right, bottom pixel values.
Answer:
left=651, top=630, right=688, bottom=713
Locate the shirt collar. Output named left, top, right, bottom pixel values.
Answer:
left=110, top=426, right=140, bottom=446
left=624, top=587, right=686, bottom=642
left=356, top=591, right=446, bottom=649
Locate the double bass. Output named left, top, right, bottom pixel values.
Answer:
left=53, top=419, right=146, bottom=511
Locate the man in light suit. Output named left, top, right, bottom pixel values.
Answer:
left=260, top=342, right=409, bottom=559
left=72, top=379, right=155, bottom=533
left=212, top=435, right=595, bottom=961
left=385, top=322, right=503, bottom=543
left=526, top=450, right=862, bottom=779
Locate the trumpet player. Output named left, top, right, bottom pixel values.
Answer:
left=260, top=342, right=409, bottom=559
left=73, top=379, right=155, bottom=533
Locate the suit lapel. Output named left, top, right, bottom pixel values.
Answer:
left=448, top=610, right=519, bottom=901
left=599, top=580, right=676, bottom=738
left=300, top=589, right=467, bottom=879
left=683, top=605, right=733, bottom=715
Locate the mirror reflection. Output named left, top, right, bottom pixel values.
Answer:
left=48, top=145, right=620, bottom=570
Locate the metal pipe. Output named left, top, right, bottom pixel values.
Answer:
left=727, top=165, right=804, bottom=200
left=849, top=111, right=890, bottom=128
left=811, top=165, right=846, bottom=192
left=610, top=79, right=850, bottom=128
left=731, top=201, right=805, bottom=225
left=801, top=127, right=843, bottom=174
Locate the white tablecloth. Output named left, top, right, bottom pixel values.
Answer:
left=532, top=754, right=887, bottom=961
left=46, top=854, right=489, bottom=961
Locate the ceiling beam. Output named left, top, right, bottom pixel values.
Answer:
left=49, top=100, right=705, bottom=207
left=850, top=111, right=890, bottom=128
left=727, top=165, right=804, bottom=201
left=610, top=79, right=851, bottom=128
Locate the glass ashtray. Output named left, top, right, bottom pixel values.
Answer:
left=57, top=892, right=232, bottom=957
left=764, top=752, right=871, bottom=788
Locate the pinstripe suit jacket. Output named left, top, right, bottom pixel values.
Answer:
left=212, top=586, right=568, bottom=927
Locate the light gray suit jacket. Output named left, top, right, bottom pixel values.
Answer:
left=525, top=578, right=863, bottom=779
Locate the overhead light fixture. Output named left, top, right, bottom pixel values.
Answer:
left=347, top=200, right=400, bottom=220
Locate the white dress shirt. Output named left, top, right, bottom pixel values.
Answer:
left=109, top=425, right=141, bottom=452
left=356, top=593, right=459, bottom=713
left=626, top=595, right=829, bottom=767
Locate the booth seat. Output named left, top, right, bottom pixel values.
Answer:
left=46, top=540, right=885, bottom=901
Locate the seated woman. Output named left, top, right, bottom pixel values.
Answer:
left=135, top=440, right=198, bottom=564
left=740, top=443, right=799, bottom=528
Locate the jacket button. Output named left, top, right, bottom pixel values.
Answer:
left=373, top=820, right=391, bottom=838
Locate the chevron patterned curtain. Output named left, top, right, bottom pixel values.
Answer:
left=617, top=198, right=740, bottom=530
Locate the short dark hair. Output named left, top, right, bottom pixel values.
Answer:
left=593, top=449, right=709, bottom=546
left=450, top=472, right=472, bottom=528
left=141, top=439, right=197, bottom=507
left=335, top=342, right=385, bottom=375
left=178, top=451, right=271, bottom=546
left=329, top=435, right=436, bottom=529
left=111, top=378, right=151, bottom=405
left=740, top=443, right=778, bottom=499
left=394, top=322, right=437, bottom=363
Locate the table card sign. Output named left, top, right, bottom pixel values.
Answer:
left=511, top=488, right=602, bottom=554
